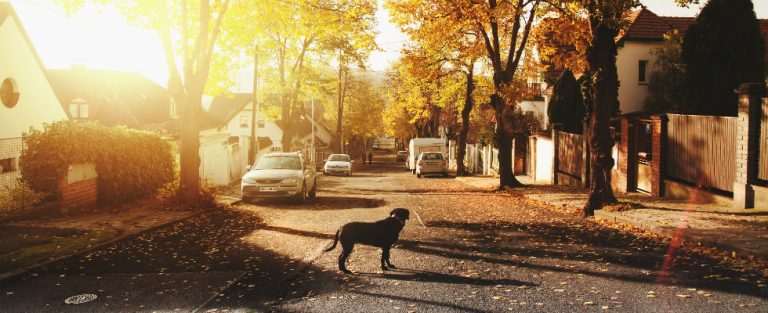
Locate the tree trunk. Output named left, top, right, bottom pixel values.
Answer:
left=582, top=23, right=619, bottom=217
left=491, top=94, right=523, bottom=188
left=178, top=93, right=202, bottom=203
left=456, top=68, right=475, bottom=176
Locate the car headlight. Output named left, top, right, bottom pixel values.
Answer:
left=281, top=177, right=298, bottom=185
left=243, top=177, right=257, bottom=184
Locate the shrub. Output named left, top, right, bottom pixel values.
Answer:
left=20, top=121, right=175, bottom=205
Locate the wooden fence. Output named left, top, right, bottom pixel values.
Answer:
left=666, top=114, right=737, bottom=193
left=556, top=131, right=584, bottom=179
left=760, top=99, right=768, bottom=181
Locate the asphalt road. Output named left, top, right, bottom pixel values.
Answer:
left=1, top=152, right=766, bottom=312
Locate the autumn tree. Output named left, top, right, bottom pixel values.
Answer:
left=62, top=0, right=235, bottom=203
left=225, top=0, right=377, bottom=152
left=387, top=0, right=548, bottom=186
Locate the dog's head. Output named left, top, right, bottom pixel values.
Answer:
left=389, top=208, right=410, bottom=224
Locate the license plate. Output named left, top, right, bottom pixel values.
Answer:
left=259, top=186, right=278, bottom=192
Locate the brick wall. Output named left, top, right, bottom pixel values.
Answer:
left=58, top=175, right=97, bottom=214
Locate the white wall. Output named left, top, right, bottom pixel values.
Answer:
left=616, top=41, right=663, bottom=114
left=224, top=107, right=283, bottom=151
left=0, top=17, right=67, bottom=139
left=199, top=132, right=230, bottom=186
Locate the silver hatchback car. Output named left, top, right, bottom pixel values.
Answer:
left=241, top=152, right=317, bottom=202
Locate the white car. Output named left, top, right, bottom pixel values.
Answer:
left=415, top=152, right=448, bottom=178
left=324, top=154, right=352, bottom=176
left=241, top=152, right=317, bottom=203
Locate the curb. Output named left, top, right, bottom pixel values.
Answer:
left=0, top=209, right=205, bottom=283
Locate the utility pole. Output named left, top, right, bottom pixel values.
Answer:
left=311, top=98, right=315, bottom=162
left=336, top=52, right=345, bottom=154
left=249, top=44, right=259, bottom=165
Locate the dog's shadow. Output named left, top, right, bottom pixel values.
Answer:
left=355, top=268, right=533, bottom=287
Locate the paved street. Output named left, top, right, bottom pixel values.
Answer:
left=1, top=153, right=767, bottom=312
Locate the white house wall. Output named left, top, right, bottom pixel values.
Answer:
left=0, top=17, right=67, bottom=139
left=616, top=41, right=662, bottom=114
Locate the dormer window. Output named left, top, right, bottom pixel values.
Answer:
left=69, top=98, right=89, bottom=119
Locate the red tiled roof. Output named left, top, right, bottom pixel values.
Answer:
left=661, top=16, right=695, bottom=33
left=619, top=8, right=676, bottom=42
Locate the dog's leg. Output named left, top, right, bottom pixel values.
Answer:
left=382, top=246, right=396, bottom=270
left=338, top=244, right=354, bottom=274
left=380, top=247, right=389, bottom=271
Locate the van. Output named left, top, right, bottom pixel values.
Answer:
left=407, top=138, right=446, bottom=174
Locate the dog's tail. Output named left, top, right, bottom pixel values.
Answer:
left=324, top=228, right=341, bottom=252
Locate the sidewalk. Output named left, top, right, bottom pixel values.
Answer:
left=0, top=198, right=203, bottom=281
left=457, top=175, right=768, bottom=259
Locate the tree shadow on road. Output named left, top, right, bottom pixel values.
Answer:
left=359, top=268, right=532, bottom=287
left=250, top=196, right=386, bottom=210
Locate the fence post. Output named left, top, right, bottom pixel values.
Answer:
left=551, top=123, right=562, bottom=185
left=650, top=115, right=667, bottom=198
left=734, top=83, right=765, bottom=209
left=581, top=119, right=590, bottom=189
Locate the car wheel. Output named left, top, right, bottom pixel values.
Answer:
left=241, top=196, right=251, bottom=204
left=309, top=179, right=317, bottom=198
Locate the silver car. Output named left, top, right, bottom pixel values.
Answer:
left=323, top=154, right=352, bottom=176
left=415, top=152, right=448, bottom=178
left=241, top=152, right=317, bottom=203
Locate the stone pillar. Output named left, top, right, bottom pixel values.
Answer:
left=551, top=124, right=562, bottom=185
left=650, top=115, right=666, bottom=198
left=615, top=118, right=635, bottom=193
left=58, top=163, right=98, bottom=214
left=734, top=83, right=765, bottom=209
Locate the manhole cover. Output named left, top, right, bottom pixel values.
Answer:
left=64, top=294, right=97, bottom=304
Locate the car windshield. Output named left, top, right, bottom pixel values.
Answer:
left=421, top=153, right=444, bottom=160
left=328, top=155, right=350, bottom=162
left=253, top=156, right=302, bottom=170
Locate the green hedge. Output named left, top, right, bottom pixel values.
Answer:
left=20, top=121, right=175, bottom=205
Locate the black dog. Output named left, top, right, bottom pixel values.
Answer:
left=325, top=208, right=410, bottom=273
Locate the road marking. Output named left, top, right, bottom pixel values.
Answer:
left=414, top=206, right=426, bottom=227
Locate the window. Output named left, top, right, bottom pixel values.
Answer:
left=69, top=98, right=89, bottom=119
left=257, top=120, right=265, bottom=128
left=240, top=116, right=249, bottom=128
left=1, top=78, right=19, bottom=108
left=638, top=60, right=648, bottom=84
left=0, top=158, right=16, bottom=173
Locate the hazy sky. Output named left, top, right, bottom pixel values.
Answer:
left=7, top=0, right=768, bottom=85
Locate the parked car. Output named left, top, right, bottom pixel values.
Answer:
left=241, top=152, right=317, bottom=203
left=415, top=152, right=448, bottom=178
left=396, top=150, right=408, bottom=162
left=407, top=137, right=446, bottom=174
left=324, top=154, right=352, bottom=176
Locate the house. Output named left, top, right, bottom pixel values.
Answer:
left=0, top=2, right=68, bottom=188
left=46, top=68, right=174, bottom=132
left=616, top=8, right=768, bottom=114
